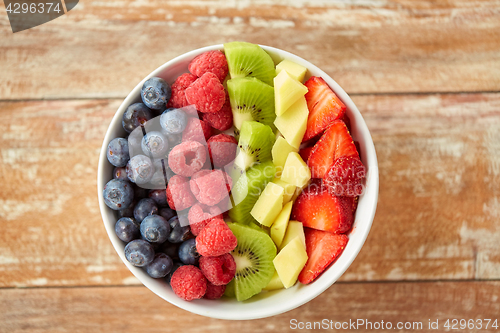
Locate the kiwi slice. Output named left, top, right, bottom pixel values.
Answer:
left=228, top=223, right=277, bottom=301
left=234, top=121, right=275, bottom=171
left=224, top=41, right=276, bottom=86
left=227, top=77, right=276, bottom=131
left=229, top=161, right=276, bottom=225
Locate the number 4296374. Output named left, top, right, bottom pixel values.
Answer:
left=444, top=319, right=498, bottom=330
left=6, top=2, right=62, bottom=14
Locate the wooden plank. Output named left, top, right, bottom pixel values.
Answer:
left=1, top=0, right=500, bottom=99
left=1, top=282, right=499, bottom=332
left=0, top=93, right=499, bottom=287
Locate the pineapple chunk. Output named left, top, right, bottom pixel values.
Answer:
left=272, top=178, right=296, bottom=204
left=281, top=152, right=311, bottom=188
left=250, top=182, right=284, bottom=227
left=270, top=201, right=293, bottom=247
left=276, top=59, right=308, bottom=82
left=273, top=237, right=308, bottom=288
left=274, top=70, right=308, bottom=116
left=280, top=221, right=305, bottom=250
left=272, top=136, right=298, bottom=175
left=274, top=97, right=308, bottom=149
left=263, top=271, right=285, bottom=291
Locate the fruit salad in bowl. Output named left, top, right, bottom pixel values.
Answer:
left=97, top=42, right=378, bottom=320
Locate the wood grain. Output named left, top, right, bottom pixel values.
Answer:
left=1, top=281, right=499, bottom=332
left=0, top=92, right=498, bottom=287
left=1, top=0, right=500, bottom=99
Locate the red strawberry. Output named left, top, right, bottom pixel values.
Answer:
left=341, top=113, right=351, bottom=133
left=291, top=183, right=354, bottom=234
left=303, top=76, right=346, bottom=142
left=324, top=156, right=366, bottom=197
left=298, top=228, right=348, bottom=284
left=298, top=146, right=314, bottom=163
left=307, top=120, right=359, bottom=179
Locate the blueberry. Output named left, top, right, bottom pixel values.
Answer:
left=107, top=138, right=130, bottom=167
left=146, top=253, right=173, bottom=278
left=133, top=198, right=158, bottom=222
left=141, top=77, right=171, bottom=110
left=140, top=215, right=170, bottom=243
left=103, top=179, right=134, bottom=210
left=160, top=108, right=187, bottom=135
left=178, top=238, right=199, bottom=265
left=141, top=131, right=169, bottom=159
left=124, top=239, right=155, bottom=267
left=167, top=216, right=192, bottom=244
left=160, top=242, right=180, bottom=261
left=115, top=217, right=140, bottom=242
left=126, top=155, right=154, bottom=185
left=148, top=159, right=167, bottom=188
left=118, top=200, right=136, bottom=218
left=149, top=189, right=168, bottom=207
left=133, top=184, right=149, bottom=200
left=113, top=167, right=129, bottom=181
left=122, top=103, right=154, bottom=133
left=165, top=262, right=184, bottom=285
left=159, top=207, right=176, bottom=221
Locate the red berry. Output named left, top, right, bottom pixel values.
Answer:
left=298, top=146, right=314, bottom=163
left=167, top=73, right=198, bottom=109
left=202, top=92, right=233, bottom=131
left=185, top=72, right=226, bottom=114
left=200, top=254, right=236, bottom=286
left=166, top=175, right=196, bottom=211
left=168, top=140, right=207, bottom=177
left=204, top=281, right=226, bottom=300
left=196, top=219, right=237, bottom=257
left=182, top=117, right=213, bottom=143
left=207, top=134, right=238, bottom=168
left=324, top=156, right=366, bottom=197
left=190, top=169, right=232, bottom=206
left=188, top=50, right=229, bottom=82
left=170, top=265, right=207, bottom=301
left=188, top=203, right=223, bottom=236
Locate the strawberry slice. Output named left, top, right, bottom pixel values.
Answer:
left=291, top=183, right=355, bottom=234
left=307, top=120, right=359, bottom=179
left=298, top=146, right=314, bottom=163
left=298, top=228, right=348, bottom=284
left=302, top=76, right=346, bottom=142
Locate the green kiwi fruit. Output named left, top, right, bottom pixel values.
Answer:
left=233, top=121, right=275, bottom=171
left=224, top=41, right=276, bottom=86
left=227, top=77, right=276, bottom=131
left=229, top=161, right=276, bottom=225
left=227, top=222, right=277, bottom=301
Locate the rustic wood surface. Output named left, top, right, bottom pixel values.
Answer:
left=1, top=0, right=499, bottom=331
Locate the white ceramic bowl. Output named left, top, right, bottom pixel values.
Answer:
left=97, top=44, right=379, bottom=320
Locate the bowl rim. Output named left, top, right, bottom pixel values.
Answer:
left=97, top=44, right=379, bottom=320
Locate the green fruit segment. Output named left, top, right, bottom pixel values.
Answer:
left=224, top=41, right=276, bottom=86
left=229, top=161, right=276, bottom=225
left=228, top=223, right=277, bottom=301
left=227, top=77, right=276, bottom=130
left=234, top=121, right=275, bottom=171
left=224, top=279, right=236, bottom=298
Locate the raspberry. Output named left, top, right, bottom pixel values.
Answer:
left=190, top=169, right=232, bottom=206
left=188, top=50, right=229, bottom=82
left=170, top=265, right=207, bottom=301
left=207, top=134, right=238, bottom=168
left=199, top=254, right=236, bottom=286
left=188, top=203, right=223, bottom=236
left=203, top=282, right=226, bottom=300
left=168, top=141, right=207, bottom=177
left=196, top=218, right=237, bottom=256
left=166, top=73, right=198, bottom=109
left=185, top=72, right=226, bottom=114
left=202, top=91, right=233, bottom=131
left=324, top=156, right=366, bottom=197
left=182, top=117, right=213, bottom=144
left=166, top=175, right=196, bottom=211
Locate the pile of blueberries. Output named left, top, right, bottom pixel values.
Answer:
left=103, top=77, right=196, bottom=281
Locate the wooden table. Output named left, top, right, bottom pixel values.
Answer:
left=1, top=0, right=499, bottom=331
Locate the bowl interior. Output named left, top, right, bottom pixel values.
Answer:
left=97, top=44, right=379, bottom=320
